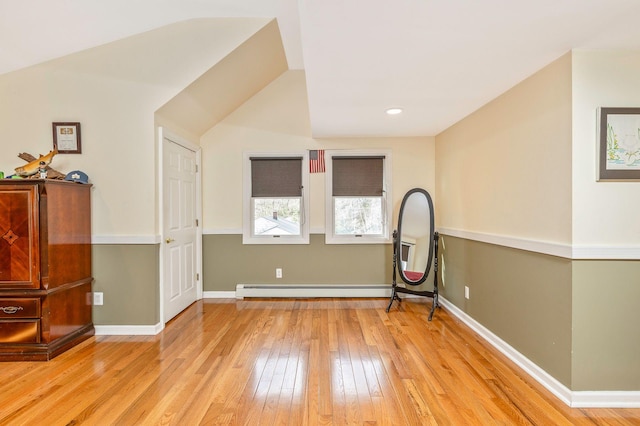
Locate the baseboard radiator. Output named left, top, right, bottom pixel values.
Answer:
left=235, top=284, right=392, bottom=299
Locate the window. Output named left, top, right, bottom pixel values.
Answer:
left=243, top=152, right=309, bottom=244
left=400, top=240, right=415, bottom=271
left=325, top=150, right=392, bottom=244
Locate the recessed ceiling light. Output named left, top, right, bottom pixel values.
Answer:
left=385, top=107, right=403, bottom=115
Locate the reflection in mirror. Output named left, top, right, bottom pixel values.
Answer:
left=397, top=188, right=434, bottom=285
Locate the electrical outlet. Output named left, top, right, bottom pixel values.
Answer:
left=464, top=286, right=470, bottom=300
left=93, top=292, right=104, bottom=306
left=276, top=268, right=283, bottom=279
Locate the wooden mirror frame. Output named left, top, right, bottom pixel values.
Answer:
left=396, top=188, right=434, bottom=285
left=386, top=187, right=440, bottom=320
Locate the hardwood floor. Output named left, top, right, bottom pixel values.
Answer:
left=1, top=298, right=639, bottom=425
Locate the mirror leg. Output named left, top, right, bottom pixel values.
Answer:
left=386, top=287, right=395, bottom=312
left=428, top=293, right=438, bottom=321
left=386, top=287, right=401, bottom=312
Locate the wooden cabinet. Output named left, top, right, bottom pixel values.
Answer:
left=0, top=179, right=94, bottom=360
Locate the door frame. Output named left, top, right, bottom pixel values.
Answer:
left=158, top=126, right=203, bottom=327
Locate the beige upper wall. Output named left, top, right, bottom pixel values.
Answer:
left=435, top=53, right=573, bottom=244
left=200, top=70, right=435, bottom=232
left=572, top=50, right=640, bottom=247
left=0, top=18, right=269, bottom=237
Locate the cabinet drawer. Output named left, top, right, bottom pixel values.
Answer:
left=0, top=320, right=40, bottom=343
left=0, top=298, right=40, bottom=318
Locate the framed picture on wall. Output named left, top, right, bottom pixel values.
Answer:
left=53, top=122, right=82, bottom=154
left=597, top=108, right=640, bottom=181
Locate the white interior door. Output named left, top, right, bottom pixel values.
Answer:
left=162, top=136, right=198, bottom=322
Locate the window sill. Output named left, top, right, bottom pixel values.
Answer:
left=242, top=235, right=310, bottom=245
left=324, top=235, right=392, bottom=245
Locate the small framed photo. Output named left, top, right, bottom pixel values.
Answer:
left=598, top=108, right=640, bottom=181
left=53, top=122, right=82, bottom=154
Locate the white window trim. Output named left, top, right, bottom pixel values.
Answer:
left=243, top=151, right=310, bottom=245
left=324, top=149, right=393, bottom=244
left=400, top=237, right=417, bottom=270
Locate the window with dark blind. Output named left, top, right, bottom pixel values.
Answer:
left=332, top=157, right=384, bottom=196
left=244, top=153, right=309, bottom=244
left=251, top=157, right=302, bottom=197
left=325, top=151, right=392, bottom=244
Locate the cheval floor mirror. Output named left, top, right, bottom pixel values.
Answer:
left=386, top=187, right=440, bottom=321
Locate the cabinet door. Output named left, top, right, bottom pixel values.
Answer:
left=0, top=185, right=40, bottom=289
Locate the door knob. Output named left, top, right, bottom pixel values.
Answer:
left=166, top=238, right=175, bottom=244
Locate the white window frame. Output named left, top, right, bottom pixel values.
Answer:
left=243, top=151, right=310, bottom=244
left=324, top=149, right=393, bottom=244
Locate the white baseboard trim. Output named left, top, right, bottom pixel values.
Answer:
left=203, top=228, right=242, bottom=235
left=571, top=391, right=640, bottom=408
left=437, top=297, right=573, bottom=405
left=438, top=227, right=572, bottom=258
left=203, top=291, right=237, bottom=298
left=236, top=284, right=392, bottom=299
left=92, top=235, right=161, bottom=245
left=571, top=245, right=640, bottom=260
left=94, top=323, right=164, bottom=336
left=438, top=227, right=640, bottom=260
left=439, top=297, right=640, bottom=408
left=203, top=229, right=326, bottom=236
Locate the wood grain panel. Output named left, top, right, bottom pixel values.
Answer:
left=0, top=180, right=93, bottom=360
left=0, top=320, right=39, bottom=343
left=0, top=187, right=38, bottom=288
left=0, top=298, right=40, bottom=318
left=41, top=182, right=92, bottom=289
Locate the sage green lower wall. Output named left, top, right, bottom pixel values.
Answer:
left=440, top=235, right=573, bottom=387
left=89, top=236, right=640, bottom=391
left=572, top=261, right=640, bottom=391
left=441, top=235, right=640, bottom=391
left=92, top=244, right=159, bottom=325
left=203, top=234, right=394, bottom=291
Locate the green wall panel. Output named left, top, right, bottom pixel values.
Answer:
left=440, top=235, right=573, bottom=387
left=92, top=244, right=159, bottom=325
left=572, top=260, right=640, bottom=391
left=89, top=236, right=640, bottom=392
left=203, top=234, right=394, bottom=291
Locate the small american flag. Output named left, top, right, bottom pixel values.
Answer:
left=309, top=149, right=325, bottom=173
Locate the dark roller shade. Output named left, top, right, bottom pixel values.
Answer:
left=251, top=157, right=302, bottom=197
left=401, top=243, right=410, bottom=262
left=332, top=156, right=384, bottom=196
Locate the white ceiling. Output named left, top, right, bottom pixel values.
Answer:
left=2, top=0, right=640, bottom=138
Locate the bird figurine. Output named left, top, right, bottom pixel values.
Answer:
left=15, top=149, right=58, bottom=176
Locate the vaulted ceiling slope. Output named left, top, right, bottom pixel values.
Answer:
left=2, top=0, right=640, bottom=138
left=156, top=20, right=288, bottom=137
